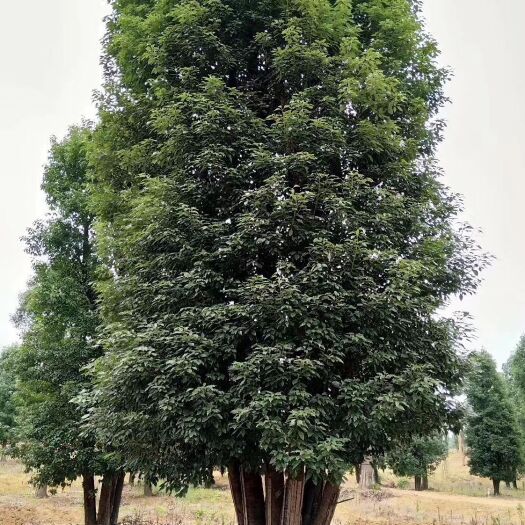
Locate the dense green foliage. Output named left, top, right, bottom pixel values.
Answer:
left=12, top=126, right=108, bottom=488
left=86, top=0, right=485, bottom=494
left=504, top=335, right=525, bottom=476
left=386, top=433, right=447, bottom=489
left=0, top=345, right=18, bottom=447
left=465, top=351, right=523, bottom=490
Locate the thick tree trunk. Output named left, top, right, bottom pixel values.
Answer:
left=302, top=479, right=324, bottom=525
left=228, top=463, right=340, bottom=525
left=281, top=472, right=305, bottom=525
left=414, top=475, right=422, bottom=491
left=422, top=472, right=428, bottom=491
left=110, top=472, right=125, bottom=525
left=82, top=474, right=97, bottom=525
left=97, top=474, right=115, bottom=525
left=492, top=479, right=500, bottom=496
left=372, top=463, right=380, bottom=485
left=311, top=481, right=340, bottom=525
left=228, top=462, right=246, bottom=525
left=359, top=457, right=374, bottom=489
left=240, top=468, right=265, bottom=525
left=264, top=466, right=284, bottom=525
left=97, top=472, right=125, bottom=525
left=143, top=479, right=153, bottom=497
left=35, top=484, right=48, bottom=498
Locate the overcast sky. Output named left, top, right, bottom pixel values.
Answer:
left=0, top=0, right=109, bottom=347
left=0, top=1, right=522, bottom=365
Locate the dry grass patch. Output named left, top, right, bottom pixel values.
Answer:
left=3, top=453, right=525, bottom=524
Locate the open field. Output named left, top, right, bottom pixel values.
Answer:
left=2, top=453, right=525, bottom=525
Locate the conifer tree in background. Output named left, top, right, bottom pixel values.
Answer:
left=386, top=433, right=448, bottom=491
left=465, top=351, right=522, bottom=496
left=12, top=127, right=124, bottom=525
left=88, top=1, right=486, bottom=524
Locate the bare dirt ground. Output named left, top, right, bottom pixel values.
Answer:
left=2, top=452, right=525, bottom=525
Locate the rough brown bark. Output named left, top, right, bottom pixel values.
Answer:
left=493, top=479, right=500, bottom=496
left=110, top=472, right=125, bottom=525
left=311, top=481, right=340, bottom=525
left=97, top=474, right=115, bottom=525
left=354, top=464, right=360, bottom=484
left=359, top=457, right=375, bottom=489
left=35, top=484, right=48, bottom=498
left=280, top=472, right=305, bottom=525
left=414, top=475, right=422, bottom=491
left=265, top=466, right=284, bottom=525
left=372, top=463, right=380, bottom=485
left=82, top=474, right=97, bottom=525
left=240, top=468, right=265, bottom=525
left=422, top=472, right=428, bottom=491
left=228, top=462, right=246, bottom=525
left=144, top=479, right=153, bottom=497
left=302, top=479, right=324, bottom=525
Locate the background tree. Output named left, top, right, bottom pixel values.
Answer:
left=503, top=334, right=525, bottom=486
left=465, top=350, right=522, bottom=496
left=0, top=345, right=18, bottom=451
left=88, top=1, right=486, bottom=524
left=386, top=433, right=448, bottom=491
left=12, top=126, right=123, bottom=525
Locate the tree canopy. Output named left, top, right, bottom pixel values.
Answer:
left=386, top=433, right=448, bottom=491
left=86, top=4, right=485, bottom=524
left=465, top=350, right=523, bottom=495
left=11, top=126, right=127, bottom=525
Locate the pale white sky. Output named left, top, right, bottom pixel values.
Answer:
left=0, top=1, right=522, bottom=365
left=0, top=0, right=109, bottom=346
left=423, top=0, right=525, bottom=364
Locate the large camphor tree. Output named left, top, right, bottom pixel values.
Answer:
left=13, top=127, right=124, bottom=525
left=465, top=351, right=523, bottom=496
left=89, top=1, right=485, bottom=524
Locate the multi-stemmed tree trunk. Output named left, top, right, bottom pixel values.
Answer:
left=229, top=465, right=340, bottom=525
left=97, top=472, right=125, bottom=525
